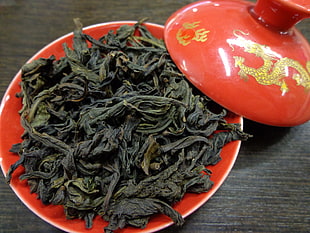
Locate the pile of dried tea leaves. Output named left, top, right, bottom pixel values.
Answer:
left=6, top=19, right=251, bottom=232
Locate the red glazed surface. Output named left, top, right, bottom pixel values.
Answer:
left=165, top=0, right=310, bottom=126
left=0, top=21, right=242, bottom=233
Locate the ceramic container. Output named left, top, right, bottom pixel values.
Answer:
left=0, top=21, right=243, bottom=233
left=165, top=0, right=310, bottom=126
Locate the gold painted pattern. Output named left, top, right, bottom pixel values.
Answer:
left=227, top=30, right=310, bottom=94
left=176, top=22, right=210, bottom=46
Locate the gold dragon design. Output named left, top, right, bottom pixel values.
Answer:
left=227, top=30, right=310, bottom=94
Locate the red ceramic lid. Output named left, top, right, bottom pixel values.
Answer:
left=164, top=0, right=310, bottom=126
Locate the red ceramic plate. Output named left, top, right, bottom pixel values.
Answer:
left=0, top=21, right=243, bottom=233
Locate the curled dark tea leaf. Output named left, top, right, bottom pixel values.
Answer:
left=6, top=19, right=251, bottom=233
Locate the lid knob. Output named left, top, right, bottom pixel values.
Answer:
left=251, top=0, right=310, bottom=32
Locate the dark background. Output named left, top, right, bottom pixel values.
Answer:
left=0, top=0, right=309, bottom=232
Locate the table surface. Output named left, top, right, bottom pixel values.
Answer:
left=0, top=0, right=309, bottom=233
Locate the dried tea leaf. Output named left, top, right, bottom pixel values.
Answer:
left=6, top=19, right=251, bottom=233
